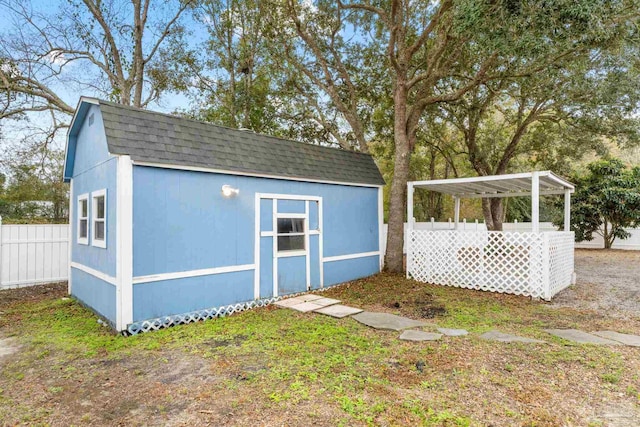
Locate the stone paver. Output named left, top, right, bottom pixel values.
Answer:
left=273, top=298, right=306, bottom=308
left=352, top=312, right=427, bottom=331
left=544, top=329, right=621, bottom=345
left=592, top=331, right=640, bottom=347
left=273, top=294, right=325, bottom=308
left=314, top=304, right=363, bottom=318
left=480, top=330, right=545, bottom=343
left=312, top=297, right=341, bottom=306
left=399, top=330, right=442, bottom=342
left=437, top=328, right=469, bottom=337
left=289, top=302, right=326, bottom=312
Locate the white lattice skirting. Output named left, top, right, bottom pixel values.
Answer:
left=125, top=284, right=346, bottom=335
left=407, top=230, right=574, bottom=300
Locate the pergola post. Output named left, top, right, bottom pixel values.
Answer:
left=406, top=183, right=414, bottom=278
left=453, top=196, right=460, bottom=230
left=564, top=189, right=571, bottom=232
left=531, top=172, right=540, bottom=233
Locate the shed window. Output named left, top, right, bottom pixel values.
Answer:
left=277, top=217, right=305, bottom=252
left=91, top=189, right=107, bottom=248
left=77, top=194, right=89, bottom=245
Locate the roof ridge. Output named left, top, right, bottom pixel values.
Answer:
left=97, top=99, right=374, bottom=158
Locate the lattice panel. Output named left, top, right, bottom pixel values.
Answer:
left=408, top=230, right=546, bottom=298
left=546, top=231, right=575, bottom=299
left=125, top=282, right=348, bottom=335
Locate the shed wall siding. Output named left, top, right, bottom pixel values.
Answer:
left=71, top=267, right=117, bottom=325
left=132, top=166, right=379, bottom=276
left=131, top=166, right=380, bottom=321
left=70, top=104, right=118, bottom=322
left=132, top=270, right=254, bottom=322
left=324, top=255, right=379, bottom=287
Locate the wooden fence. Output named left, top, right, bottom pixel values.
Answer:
left=0, top=219, right=69, bottom=289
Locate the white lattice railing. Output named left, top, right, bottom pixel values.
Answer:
left=407, top=230, right=574, bottom=300
left=546, top=231, right=575, bottom=299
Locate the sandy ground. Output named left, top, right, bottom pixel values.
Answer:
left=551, top=249, right=640, bottom=319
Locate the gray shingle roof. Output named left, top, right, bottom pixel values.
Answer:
left=98, top=100, right=384, bottom=186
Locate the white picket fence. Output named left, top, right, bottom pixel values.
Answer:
left=0, top=220, right=69, bottom=289
left=382, top=221, right=640, bottom=254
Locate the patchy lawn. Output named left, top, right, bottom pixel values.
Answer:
left=1, top=252, right=639, bottom=426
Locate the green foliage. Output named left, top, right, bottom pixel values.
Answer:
left=559, top=158, right=640, bottom=248
left=0, top=149, right=67, bottom=223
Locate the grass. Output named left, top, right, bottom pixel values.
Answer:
left=1, top=274, right=639, bottom=426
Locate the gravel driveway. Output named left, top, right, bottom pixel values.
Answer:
left=551, top=249, right=640, bottom=318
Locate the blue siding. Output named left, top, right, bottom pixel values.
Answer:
left=309, top=235, right=321, bottom=289
left=324, top=256, right=379, bottom=288
left=309, top=201, right=319, bottom=230
left=259, top=237, right=273, bottom=298
left=71, top=267, right=117, bottom=324
left=260, top=198, right=273, bottom=231
left=278, top=199, right=305, bottom=214
left=132, top=166, right=380, bottom=277
left=71, top=104, right=117, bottom=277
left=132, top=270, right=255, bottom=322
left=277, top=256, right=307, bottom=295
left=72, top=105, right=112, bottom=174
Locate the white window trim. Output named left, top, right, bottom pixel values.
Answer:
left=91, top=189, right=107, bottom=248
left=77, top=193, right=89, bottom=245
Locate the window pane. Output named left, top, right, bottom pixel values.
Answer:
left=278, top=235, right=305, bottom=251
left=79, top=219, right=88, bottom=238
left=96, top=196, right=105, bottom=219
left=95, top=221, right=105, bottom=240
left=80, top=199, right=87, bottom=217
left=277, top=218, right=304, bottom=234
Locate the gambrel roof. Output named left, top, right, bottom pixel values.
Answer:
left=64, top=97, right=385, bottom=186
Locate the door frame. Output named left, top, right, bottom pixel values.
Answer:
left=254, top=192, right=323, bottom=299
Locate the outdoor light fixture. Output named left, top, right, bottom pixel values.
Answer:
left=221, top=184, right=239, bottom=198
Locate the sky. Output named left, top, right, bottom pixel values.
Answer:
left=0, top=0, right=211, bottom=153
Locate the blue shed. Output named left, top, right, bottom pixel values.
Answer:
left=63, top=97, right=385, bottom=334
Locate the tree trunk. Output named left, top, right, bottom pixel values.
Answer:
left=482, top=198, right=504, bottom=231
left=603, top=221, right=613, bottom=249
left=384, top=82, right=411, bottom=273
left=490, top=198, right=504, bottom=231
left=132, top=0, right=145, bottom=107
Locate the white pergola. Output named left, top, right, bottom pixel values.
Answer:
left=408, top=171, right=574, bottom=232
left=406, top=171, right=576, bottom=300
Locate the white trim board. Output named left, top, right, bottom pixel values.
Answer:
left=133, top=264, right=256, bottom=285
left=323, top=251, right=380, bottom=263
left=133, top=161, right=384, bottom=189
left=116, top=155, right=134, bottom=331
left=71, top=262, right=117, bottom=286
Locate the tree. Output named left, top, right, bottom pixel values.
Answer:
left=0, top=148, right=68, bottom=222
left=563, top=158, right=640, bottom=249
left=0, top=0, right=196, bottom=142
left=192, top=0, right=279, bottom=133
left=439, top=41, right=640, bottom=231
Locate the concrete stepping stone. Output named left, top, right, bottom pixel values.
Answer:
left=312, top=297, right=341, bottom=306
left=352, top=312, right=427, bottom=331
left=592, top=331, right=640, bottom=347
left=437, top=328, right=468, bottom=337
left=480, top=330, right=545, bottom=343
left=314, top=304, right=363, bottom=318
left=544, top=329, right=621, bottom=345
left=399, top=330, right=442, bottom=342
left=273, top=294, right=324, bottom=308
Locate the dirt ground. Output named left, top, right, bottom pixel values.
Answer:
left=552, top=249, right=640, bottom=318
left=0, top=250, right=639, bottom=426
